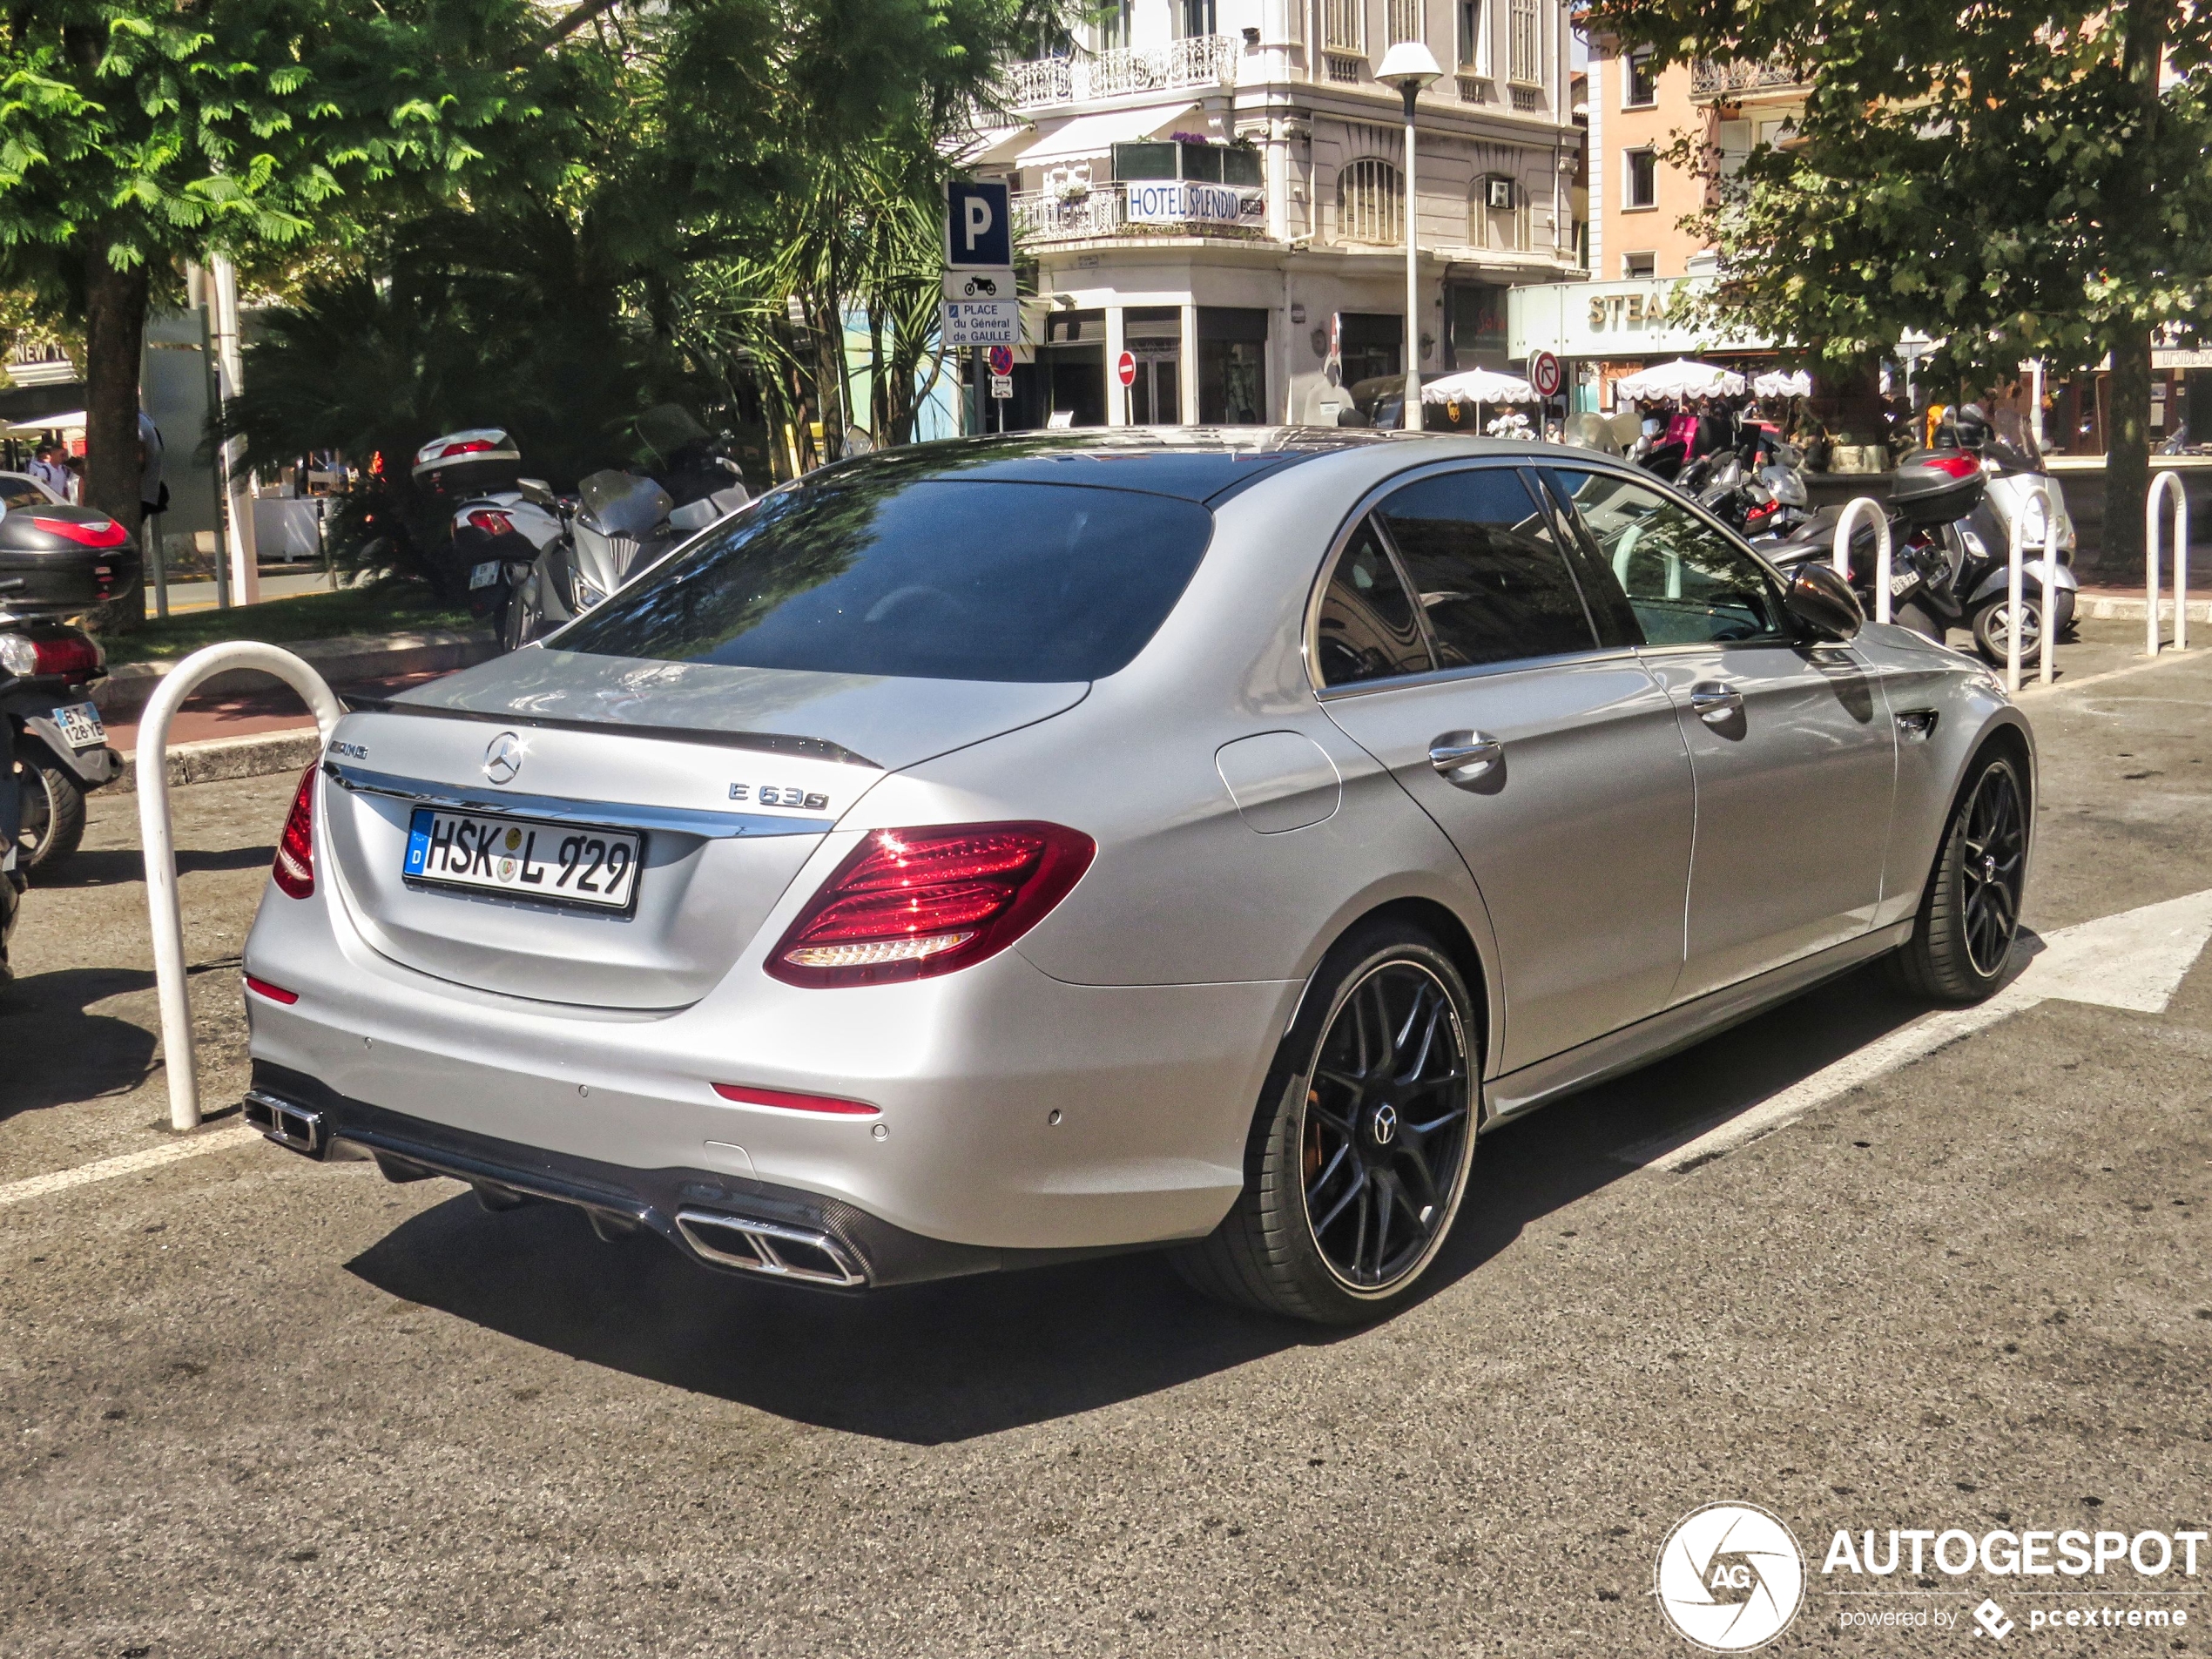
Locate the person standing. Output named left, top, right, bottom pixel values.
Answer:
left=26, top=441, right=71, bottom=499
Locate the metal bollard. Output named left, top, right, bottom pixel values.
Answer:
left=2006, top=481, right=2060, bottom=692
left=2147, top=470, right=2190, bottom=657
left=1832, top=497, right=1894, bottom=624
left=137, top=644, right=343, bottom=1131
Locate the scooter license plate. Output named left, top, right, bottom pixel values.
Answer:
left=53, top=701, right=104, bottom=750
left=403, top=806, right=644, bottom=912
left=469, top=560, right=502, bottom=590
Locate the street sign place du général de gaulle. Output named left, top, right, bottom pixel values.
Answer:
left=943, top=181, right=1017, bottom=429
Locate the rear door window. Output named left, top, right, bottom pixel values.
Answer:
left=554, top=475, right=1216, bottom=683
left=1372, top=468, right=1601, bottom=670
left=1314, top=516, right=1434, bottom=686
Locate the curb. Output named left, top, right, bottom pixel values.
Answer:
left=94, top=627, right=497, bottom=722
left=2077, top=594, right=2212, bottom=623
left=110, top=727, right=324, bottom=795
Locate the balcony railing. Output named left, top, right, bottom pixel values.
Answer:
left=1001, top=34, right=1238, bottom=111
left=1689, top=57, right=1806, bottom=98
left=1012, top=181, right=1267, bottom=242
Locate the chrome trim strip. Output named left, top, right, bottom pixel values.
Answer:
left=674, top=1209, right=868, bottom=1286
left=323, top=761, right=833, bottom=840
left=243, top=1089, right=325, bottom=1154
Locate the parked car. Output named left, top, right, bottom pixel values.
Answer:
left=239, top=432, right=2033, bottom=1324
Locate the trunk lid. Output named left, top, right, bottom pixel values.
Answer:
left=320, top=649, right=1085, bottom=1008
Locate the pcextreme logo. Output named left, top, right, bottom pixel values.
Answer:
left=1655, top=1503, right=1808, bottom=1652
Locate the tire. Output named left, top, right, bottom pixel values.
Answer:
left=1888, top=750, right=2029, bottom=1003
left=1892, top=598, right=1947, bottom=644
left=15, top=753, right=85, bottom=873
left=1970, top=591, right=2045, bottom=669
left=501, top=579, right=540, bottom=651
left=1171, top=921, right=1480, bottom=1324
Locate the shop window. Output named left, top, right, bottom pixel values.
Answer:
left=1447, top=285, right=1507, bottom=368
left=1339, top=158, right=1404, bottom=246
left=1624, top=48, right=1656, bottom=107
left=1624, top=149, right=1656, bottom=209
left=1198, top=307, right=1269, bottom=424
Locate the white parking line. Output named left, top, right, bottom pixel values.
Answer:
left=2017, top=647, right=2206, bottom=699
left=1619, top=887, right=2212, bottom=1174
left=0, top=1124, right=259, bottom=1208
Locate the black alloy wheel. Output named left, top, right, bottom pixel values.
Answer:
left=1891, top=750, right=2029, bottom=1004
left=1172, top=924, right=1480, bottom=1324
left=1957, top=761, right=2027, bottom=980
left=1300, top=961, right=1473, bottom=1291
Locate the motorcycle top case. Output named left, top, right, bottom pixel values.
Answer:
left=1889, top=450, right=1986, bottom=527
left=0, top=505, right=140, bottom=616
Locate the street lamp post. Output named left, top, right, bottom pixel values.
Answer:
left=1377, top=41, right=1443, bottom=432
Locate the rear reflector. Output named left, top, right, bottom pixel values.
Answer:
left=29, top=633, right=100, bottom=679
left=244, top=974, right=299, bottom=1005
left=28, top=515, right=129, bottom=548
left=768, top=822, right=1095, bottom=988
left=711, top=1082, right=880, bottom=1116
left=273, top=764, right=317, bottom=899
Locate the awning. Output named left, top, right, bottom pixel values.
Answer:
left=1015, top=103, right=1199, bottom=167
left=951, top=123, right=1035, bottom=167
left=1, top=409, right=84, bottom=435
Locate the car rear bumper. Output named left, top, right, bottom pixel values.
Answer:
left=243, top=875, right=1294, bottom=1255
left=245, top=1061, right=1129, bottom=1289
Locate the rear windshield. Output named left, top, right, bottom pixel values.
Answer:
left=553, top=474, right=1217, bottom=683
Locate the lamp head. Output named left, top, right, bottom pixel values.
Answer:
left=1375, top=40, right=1444, bottom=91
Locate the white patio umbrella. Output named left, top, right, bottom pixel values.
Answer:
left=1613, top=360, right=1747, bottom=401
left=1420, top=367, right=1538, bottom=435
left=1751, top=369, right=1813, bottom=398
left=2, top=410, right=85, bottom=435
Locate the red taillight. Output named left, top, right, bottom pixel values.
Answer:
left=29, top=515, right=129, bottom=548
left=1922, top=452, right=1980, bottom=480
left=273, top=764, right=317, bottom=899
left=767, top=822, right=1095, bottom=988
left=244, top=974, right=299, bottom=1005
left=464, top=508, right=516, bottom=537
left=29, top=634, right=99, bottom=678
left=437, top=439, right=496, bottom=461
left=711, top=1082, right=880, bottom=1116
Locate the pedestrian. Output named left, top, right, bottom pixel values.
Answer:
left=26, top=441, right=70, bottom=500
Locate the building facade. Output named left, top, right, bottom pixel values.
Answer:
left=966, top=0, right=1581, bottom=428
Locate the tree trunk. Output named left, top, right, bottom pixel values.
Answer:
left=2102, top=0, right=2175, bottom=577
left=83, top=251, right=151, bottom=632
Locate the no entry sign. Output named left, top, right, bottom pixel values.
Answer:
left=1116, top=350, right=1136, bottom=388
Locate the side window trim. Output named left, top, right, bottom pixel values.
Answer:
left=1310, top=509, right=1439, bottom=690
left=1527, top=465, right=1647, bottom=650
left=1364, top=510, right=1445, bottom=667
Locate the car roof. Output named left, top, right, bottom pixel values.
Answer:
left=806, top=429, right=1643, bottom=504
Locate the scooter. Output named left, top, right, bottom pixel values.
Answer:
left=412, top=429, right=566, bottom=644
left=0, top=491, right=131, bottom=873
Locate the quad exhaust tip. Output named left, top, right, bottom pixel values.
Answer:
left=242, top=1090, right=325, bottom=1156
left=675, top=1209, right=867, bottom=1287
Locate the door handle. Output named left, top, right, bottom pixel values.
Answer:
left=1688, top=682, right=1743, bottom=724
left=1429, top=731, right=1503, bottom=786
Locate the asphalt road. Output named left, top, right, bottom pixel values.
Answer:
left=3, top=622, right=2209, bottom=1657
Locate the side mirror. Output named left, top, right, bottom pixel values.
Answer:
left=1784, top=561, right=1864, bottom=642
left=516, top=477, right=556, bottom=506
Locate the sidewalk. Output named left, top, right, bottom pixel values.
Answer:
left=2075, top=582, right=2212, bottom=623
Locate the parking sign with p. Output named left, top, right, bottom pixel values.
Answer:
left=945, top=180, right=1011, bottom=268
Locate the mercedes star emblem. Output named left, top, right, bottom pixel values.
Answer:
left=1371, top=1103, right=1399, bottom=1146
left=482, top=732, right=523, bottom=785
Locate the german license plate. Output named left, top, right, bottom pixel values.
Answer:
left=403, top=807, right=643, bottom=910
left=54, top=701, right=104, bottom=749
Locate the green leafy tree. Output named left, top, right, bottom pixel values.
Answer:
left=0, top=0, right=535, bottom=616
left=1582, top=0, right=2212, bottom=567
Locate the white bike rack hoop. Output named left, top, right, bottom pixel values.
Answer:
left=1832, top=496, right=1894, bottom=624
left=2006, top=481, right=2060, bottom=693
left=137, top=643, right=344, bottom=1132
left=2147, top=470, right=2190, bottom=658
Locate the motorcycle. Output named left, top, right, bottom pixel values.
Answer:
left=504, top=408, right=751, bottom=647
left=0, top=494, right=130, bottom=873
left=411, top=428, right=565, bottom=644
left=1682, top=443, right=1815, bottom=543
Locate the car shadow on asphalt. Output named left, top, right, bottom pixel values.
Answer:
left=0, top=966, right=160, bottom=1118
left=30, top=843, right=276, bottom=890
left=343, top=958, right=1936, bottom=1445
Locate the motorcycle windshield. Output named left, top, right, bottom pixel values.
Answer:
left=579, top=470, right=673, bottom=537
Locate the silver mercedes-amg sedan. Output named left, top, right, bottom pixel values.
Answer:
left=240, top=432, right=2032, bottom=1323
